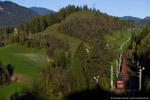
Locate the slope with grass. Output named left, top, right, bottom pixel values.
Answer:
left=0, top=83, right=22, bottom=99
left=59, top=11, right=130, bottom=42
left=0, top=82, right=30, bottom=100
left=0, top=43, right=47, bottom=78
left=39, top=23, right=82, bottom=57
left=105, top=30, right=132, bottom=51
left=0, top=43, right=47, bottom=99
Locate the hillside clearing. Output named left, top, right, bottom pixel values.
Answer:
left=0, top=43, right=47, bottom=99
left=105, top=30, right=132, bottom=51
left=39, top=24, right=82, bottom=57
left=0, top=82, right=28, bottom=100
left=0, top=43, right=47, bottom=78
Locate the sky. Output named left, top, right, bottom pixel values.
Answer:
left=1, top=0, right=150, bottom=19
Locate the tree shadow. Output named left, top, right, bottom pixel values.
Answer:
left=127, top=64, right=138, bottom=74
left=66, top=87, right=120, bottom=100
left=11, top=86, right=150, bottom=100
left=66, top=87, right=150, bottom=100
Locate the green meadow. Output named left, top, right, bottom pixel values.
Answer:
left=0, top=43, right=47, bottom=99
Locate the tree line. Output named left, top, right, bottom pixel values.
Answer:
left=0, top=61, right=14, bottom=87
left=0, top=26, right=14, bottom=34
left=0, top=5, right=99, bottom=48
left=124, top=24, right=150, bottom=91
left=17, top=5, right=96, bottom=35
left=0, top=26, right=14, bottom=46
left=59, top=10, right=135, bottom=42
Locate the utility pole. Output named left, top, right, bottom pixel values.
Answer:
left=94, top=76, right=99, bottom=100
left=137, top=61, right=139, bottom=69
left=116, top=60, right=119, bottom=77
left=138, top=66, right=145, bottom=91
left=118, top=53, right=122, bottom=72
left=131, top=55, right=134, bottom=64
left=139, top=68, right=142, bottom=91
left=111, top=66, right=113, bottom=90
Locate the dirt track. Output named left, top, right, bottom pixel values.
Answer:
left=11, top=72, right=33, bottom=83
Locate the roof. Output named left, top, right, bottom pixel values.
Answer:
left=117, top=74, right=125, bottom=80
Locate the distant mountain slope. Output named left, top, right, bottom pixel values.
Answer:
left=120, top=16, right=150, bottom=25
left=29, top=7, right=54, bottom=15
left=0, top=1, right=38, bottom=27
left=136, top=17, right=150, bottom=25
left=120, top=16, right=141, bottom=21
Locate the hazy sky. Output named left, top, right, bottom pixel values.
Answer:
left=1, top=0, right=150, bottom=18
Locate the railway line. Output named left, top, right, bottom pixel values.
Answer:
left=110, top=56, right=139, bottom=98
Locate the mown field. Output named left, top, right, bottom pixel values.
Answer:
left=0, top=43, right=47, bottom=99
left=0, top=43, right=47, bottom=77
left=0, top=82, right=29, bottom=99
left=105, top=30, right=142, bottom=51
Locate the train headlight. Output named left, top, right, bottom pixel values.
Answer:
left=142, top=67, right=145, bottom=70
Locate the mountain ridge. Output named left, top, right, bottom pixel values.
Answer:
left=0, top=1, right=38, bottom=27
left=120, top=16, right=150, bottom=25
left=120, top=16, right=142, bottom=21
left=29, top=7, right=54, bottom=15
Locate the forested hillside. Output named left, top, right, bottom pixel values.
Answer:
left=0, top=1, right=38, bottom=27
left=0, top=4, right=138, bottom=100
left=16, top=5, right=135, bottom=37
left=59, top=11, right=135, bottom=41
left=124, top=23, right=150, bottom=92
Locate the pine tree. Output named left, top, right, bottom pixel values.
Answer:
left=131, top=31, right=136, bottom=44
left=35, top=17, right=41, bottom=33
left=58, top=50, right=66, bottom=68
left=59, top=8, right=66, bottom=21
left=25, top=21, right=30, bottom=35
left=71, top=42, right=87, bottom=91
left=66, top=51, right=72, bottom=64
left=40, top=16, right=47, bottom=31
left=46, top=13, right=55, bottom=26
left=86, top=29, right=107, bottom=89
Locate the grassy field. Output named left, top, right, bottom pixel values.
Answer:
left=0, top=82, right=30, bottom=100
left=0, top=83, right=22, bottom=100
left=0, top=43, right=47, bottom=78
left=0, top=43, right=47, bottom=99
left=105, top=30, right=132, bottom=51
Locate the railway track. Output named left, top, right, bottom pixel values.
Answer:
left=111, top=57, right=139, bottom=96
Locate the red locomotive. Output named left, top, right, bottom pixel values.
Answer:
left=116, top=74, right=125, bottom=88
